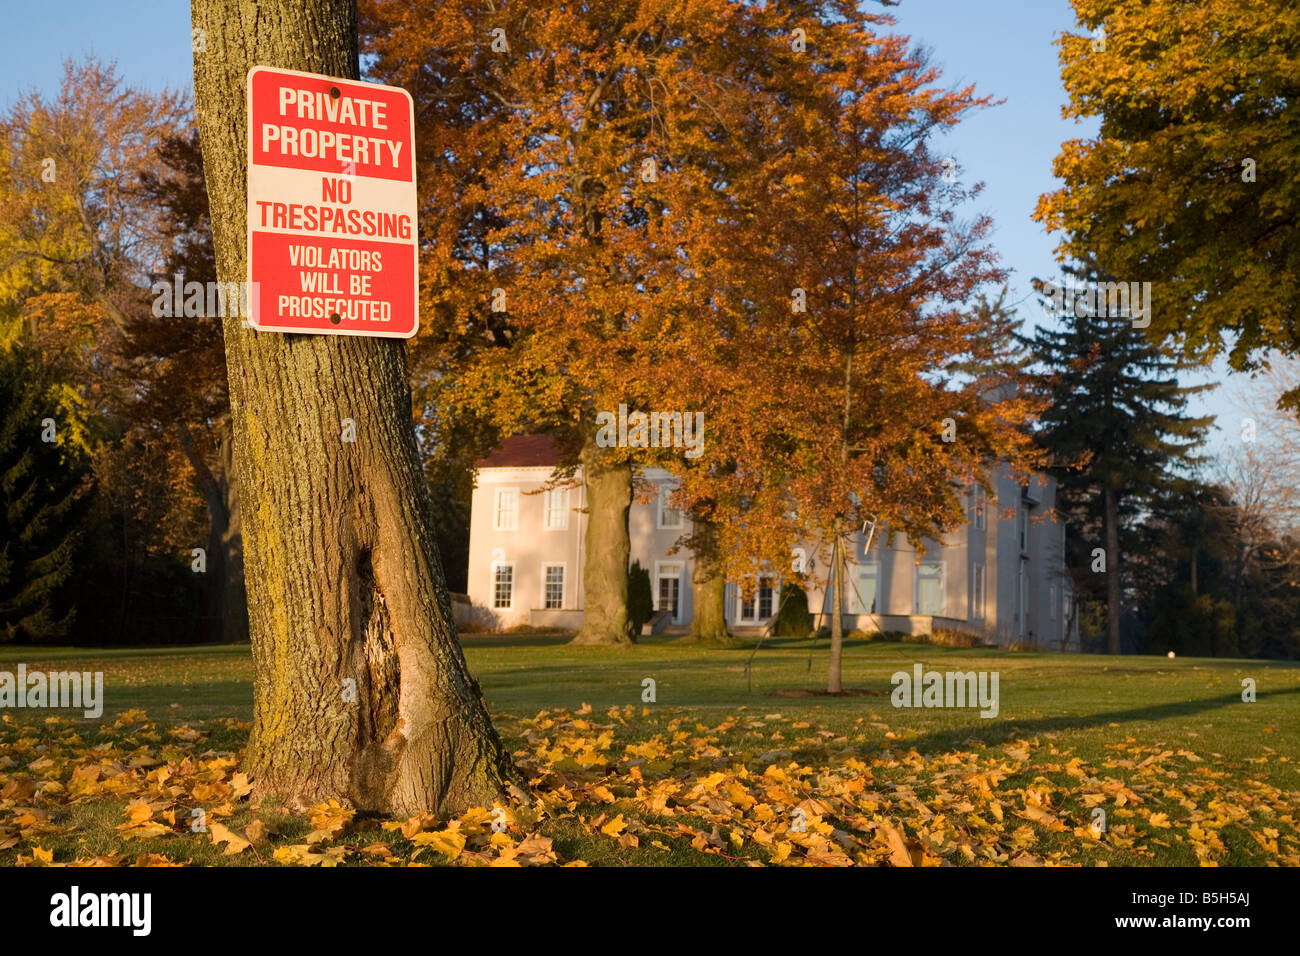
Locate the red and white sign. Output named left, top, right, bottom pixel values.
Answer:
left=246, top=66, right=418, bottom=337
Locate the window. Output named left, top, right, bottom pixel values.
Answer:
left=848, top=562, right=879, bottom=614
left=971, top=564, right=985, bottom=620
left=737, top=576, right=778, bottom=623
left=1049, top=585, right=1057, bottom=620
left=759, top=579, right=775, bottom=619
left=494, top=488, right=518, bottom=531
left=543, top=564, right=565, bottom=610
left=543, top=488, right=569, bottom=530
left=916, top=561, right=943, bottom=616
left=656, top=562, right=682, bottom=621
left=492, top=563, right=514, bottom=609
left=1063, top=588, right=1073, bottom=623
left=658, top=484, right=683, bottom=529
left=972, top=484, right=987, bottom=531
left=1018, top=504, right=1029, bottom=552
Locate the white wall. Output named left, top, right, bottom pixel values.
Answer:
left=467, top=461, right=1074, bottom=644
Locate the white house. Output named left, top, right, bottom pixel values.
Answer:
left=466, top=435, right=1080, bottom=648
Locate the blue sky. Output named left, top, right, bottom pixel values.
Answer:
left=0, top=0, right=1236, bottom=458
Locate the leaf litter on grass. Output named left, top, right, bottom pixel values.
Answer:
left=1, top=705, right=1297, bottom=867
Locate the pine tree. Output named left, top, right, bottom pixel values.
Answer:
left=947, top=285, right=1031, bottom=402
left=0, top=347, right=89, bottom=642
left=1027, top=262, right=1212, bottom=653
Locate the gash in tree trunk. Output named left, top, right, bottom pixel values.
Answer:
left=191, top=0, right=520, bottom=815
left=572, top=431, right=635, bottom=645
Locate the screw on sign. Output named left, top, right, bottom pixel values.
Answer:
left=246, top=66, right=418, bottom=338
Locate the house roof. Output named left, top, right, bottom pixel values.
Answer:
left=474, top=434, right=562, bottom=469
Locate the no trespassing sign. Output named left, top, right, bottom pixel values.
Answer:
left=246, top=65, right=418, bottom=338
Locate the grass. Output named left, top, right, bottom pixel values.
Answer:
left=1, top=635, right=1297, bottom=867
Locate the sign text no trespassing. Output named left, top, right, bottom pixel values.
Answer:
left=246, top=66, right=418, bottom=337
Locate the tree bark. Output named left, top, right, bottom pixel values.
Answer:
left=684, top=518, right=734, bottom=644
left=829, top=342, right=852, bottom=690
left=1104, top=485, right=1122, bottom=654
left=827, top=534, right=844, bottom=693
left=689, top=570, right=730, bottom=642
left=191, top=0, right=519, bottom=815
left=572, top=431, right=635, bottom=645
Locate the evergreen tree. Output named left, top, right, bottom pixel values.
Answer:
left=0, top=347, right=90, bottom=641
left=1027, top=262, right=1212, bottom=653
left=948, top=285, right=1031, bottom=402
left=626, top=561, right=654, bottom=638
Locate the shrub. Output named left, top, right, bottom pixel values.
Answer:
left=627, top=560, right=654, bottom=635
left=772, top=584, right=812, bottom=636
left=929, top=627, right=984, bottom=648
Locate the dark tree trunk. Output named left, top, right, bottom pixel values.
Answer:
left=191, top=0, right=520, bottom=815
left=215, top=426, right=248, bottom=644
left=178, top=419, right=248, bottom=642
left=1104, top=485, right=1121, bottom=654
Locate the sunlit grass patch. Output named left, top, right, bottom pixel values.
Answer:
left=0, top=640, right=1296, bottom=866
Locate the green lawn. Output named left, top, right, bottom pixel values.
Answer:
left=1, top=636, right=1297, bottom=867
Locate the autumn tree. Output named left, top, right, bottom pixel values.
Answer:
left=0, top=59, right=218, bottom=644
left=1038, top=0, right=1300, bottom=401
left=190, top=0, right=519, bottom=813
left=658, top=8, right=1042, bottom=691
left=132, top=130, right=247, bottom=642
left=0, top=59, right=186, bottom=376
left=360, top=0, right=828, bottom=645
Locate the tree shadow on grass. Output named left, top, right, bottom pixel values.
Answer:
left=457, top=633, right=575, bottom=650
left=859, top=685, right=1300, bottom=758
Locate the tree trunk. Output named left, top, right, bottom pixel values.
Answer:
left=690, top=571, right=730, bottom=642
left=572, top=431, right=635, bottom=645
left=1104, top=485, right=1121, bottom=654
left=178, top=419, right=248, bottom=642
left=830, top=343, right=852, bottom=690
left=827, top=535, right=844, bottom=693
left=191, top=0, right=519, bottom=815
left=1231, top=547, right=1248, bottom=658
left=685, top=518, right=733, bottom=644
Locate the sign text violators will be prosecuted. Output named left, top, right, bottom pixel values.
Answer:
left=246, top=66, right=418, bottom=337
